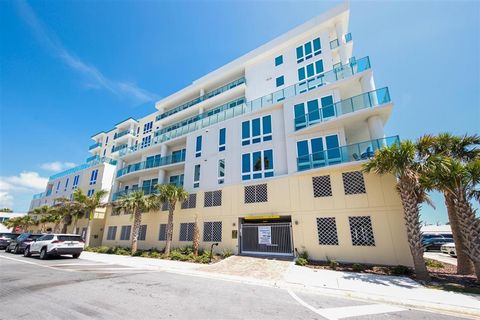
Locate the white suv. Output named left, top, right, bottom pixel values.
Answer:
left=24, top=234, right=85, bottom=259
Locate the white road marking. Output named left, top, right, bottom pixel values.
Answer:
left=49, top=263, right=113, bottom=267
left=0, top=255, right=75, bottom=272
left=287, top=289, right=406, bottom=320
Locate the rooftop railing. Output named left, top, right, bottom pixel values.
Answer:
left=114, top=129, right=135, bottom=140
left=49, top=157, right=117, bottom=181
left=89, top=142, right=102, bottom=150
left=112, top=180, right=184, bottom=201
left=297, top=135, right=399, bottom=172
left=120, top=57, right=371, bottom=157
left=155, top=77, right=246, bottom=122
left=116, top=150, right=186, bottom=178
left=294, top=87, right=391, bottom=131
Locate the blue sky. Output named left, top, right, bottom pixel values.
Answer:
left=0, top=0, right=478, bottom=223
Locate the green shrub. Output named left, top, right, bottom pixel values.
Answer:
left=221, top=248, right=233, bottom=258
left=352, top=263, right=366, bottom=272
left=298, top=251, right=309, bottom=260
left=141, top=251, right=150, bottom=258
left=169, top=251, right=185, bottom=261
left=425, top=259, right=444, bottom=269
left=132, top=250, right=144, bottom=257
left=329, top=259, right=339, bottom=270
left=179, top=246, right=193, bottom=255
left=114, top=247, right=131, bottom=256
left=106, top=246, right=116, bottom=254
left=389, top=265, right=413, bottom=276
left=149, top=252, right=161, bottom=258
left=296, top=257, right=308, bottom=266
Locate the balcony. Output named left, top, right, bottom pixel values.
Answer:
left=112, top=185, right=158, bottom=201
left=49, top=157, right=117, bottom=181
left=120, top=57, right=371, bottom=157
left=114, top=129, right=135, bottom=140
left=112, top=144, right=128, bottom=153
left=89, top=142, right=102, bottom=150
left=297, top=136, right=399, bottom=172
left=156, top=77, right=246, bottom=122
left=116, top=150, right=186, bottom=178
left=329, top=39, right=339, bottom=50
left=294, top=87, right=391, bottom=131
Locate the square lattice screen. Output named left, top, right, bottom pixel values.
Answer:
left=342, top=171, right=366, bottom=195
left=312, top=175, right=332, bottom=197
left=244, top=184, right=268, bottom=203
left=203, top=221, right=222, bottom=242
left=349, top=216, right=375, bottom=246
left=316, top=217, right=338, bottom=245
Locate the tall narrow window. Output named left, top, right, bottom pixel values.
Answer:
left=275, top=55, right=283, bottom=66
left=193, top=164, right=200, bottom=188
left=64, top=178, right=69, bottom=191
left=72, top=175, right=80, bottom=189
left=275, top=76, right=284, bottom=87
left=242, top=150, right=274, bottom=180
left=89, top=169, right=98, bottom=185
left=218, top=128, right=226, bottom=152
left=143, top=121, right=153, bottom=134
left=141, top=135, right=151, bottom=149
left=138, top=225, right=147, bottom=241
left=218, top=159, right=225, bottom=184
left=195, top=136, right=202, bottom=157
left=241, top=115, right=272, bottom=146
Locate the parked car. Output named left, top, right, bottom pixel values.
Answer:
left=441, top=242, right=457, bottom=257
left=0, top=233, right=19, bottom=250
left=422, top=237, right=451, bottom=251
left=5, top=233, right=43, bottom=254
left=24, top=234, right=85, bottom=259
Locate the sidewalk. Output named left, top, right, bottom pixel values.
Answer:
left=80, top=252, right=480, bottom=317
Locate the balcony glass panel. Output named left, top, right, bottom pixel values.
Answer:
left=116, top=149, right=186, bottom=178
left=89, top=142, right=102, bottom=150
left=49, top=157, right=117, bottom=181
left=329, top=39, right=339, bottom=49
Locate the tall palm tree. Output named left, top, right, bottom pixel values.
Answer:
left=54, top=197, right=85, bottom=233
left=417, top=133, right=479, bottom=275
left=363, top=140, right=431, bottom=281
left=192, top=214, right=200, bottom=256
left=115, top=190, right=159, bottom=254
left=72, top=189, right=108, bottom=247
left=156, top=184, right=188, bottom=256
left=45, top=209, right=64, bottom=233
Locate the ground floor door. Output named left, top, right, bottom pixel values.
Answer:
left=240, top=221, right=293, bottom=257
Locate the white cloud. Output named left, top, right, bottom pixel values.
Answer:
left=0, top=171, right=48, bottom=192
left=40, top=161, right=76, bottom=172
left=0, top=192, right=14, bottom=209
left=15, top=1, right=158, bottom=105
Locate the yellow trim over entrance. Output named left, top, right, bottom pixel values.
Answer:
left=244, top=215, right=281, bottom=220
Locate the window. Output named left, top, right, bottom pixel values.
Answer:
left=193, top=164, right=201, bottom=188
left=316, top=217, right=338, bottom=245
left=349, top=216, right=375, bottom=246
left=297, top=59, right=324, bottom=81
left=244, top=184, right=268, bottom=203
left=120, top=225, right=131, bottom=241
left=203, top=222, right=222, bottom=242
left=275, top=55, right=283, bottom=66
left=64, top=178, right=69, bottom=191
left=72, top=175, right=80, bottom=189
left=169, top=174, right=184, bottom=187
left=275, top=76, right=284, bottom=87
left=56, top=181, right=61, bottom=192
left=179, top=223, right=195, bottom=241
left=89, top=169, right=99, bottom=185
left=242, top=149, right=274, bottom=181
left=241, top=115, right=272, bottom=146
left=195, top=136, right=202, bottom=157
left=138, top=225, right=147, bottom=241
left=106, top=226, right=117, bottom=240
left=293, top=95, right=335, bottom=130
left=181, top=194, right=197, bottom=209
left=87, top=189, right=95, bottom=197
left=204, top=190, right=222, bottom=207
left=296, top=134, right=340, bottom=171
left=312, top=175, right=332, bottom=197
left=161, top=201, right=170, bottom=211
left=218, top=159, right=225, bottom=184
left=141, top=135, right=151, bottom=149
left=342, top=171, right=366, bottom=195
left=218, top=128, right=226, bottom=152
left=296, top=37, right=321, bottom=63
left=143, top=121, right=153, bottom=134
left=142, top=178, right=158, bottom=194
left=158, top=224, right=167, bottom=241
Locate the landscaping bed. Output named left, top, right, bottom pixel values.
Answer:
left=84, top=246, right=232, bottom=264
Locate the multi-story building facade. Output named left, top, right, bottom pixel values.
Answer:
left=30, top=3, right=413, bottom=266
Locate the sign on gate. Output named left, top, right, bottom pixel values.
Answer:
left=258, top=226, right=272, bottom=245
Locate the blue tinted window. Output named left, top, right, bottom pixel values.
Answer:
left=264, top=149, right=273, bottom=170
left=242, top=121, right=250, bottom=139
left=242, top=154, right=250, bottom=173
left=313, top=38, right=321, bottom=52
left=326, top=135, right=340, bottom=159
left=311, top=138, right=324, bottom=154
left=252, top=151, right=262, bottom=172
left=219, top=128, right=226, bottom=145
left=304, top=42, right=312, bottom=56
left=252, top=118, right=261, bottom=137
left=262, top=116, right=272, bottom=135
left=296, top=46, right=304, bottom=60
left=315, top=60, right=324, bottom=74
left=307, top=100, right=320, bottom=122
left=306, top=64, right=315, bottom=78
left=297, top=141, right=309, bottom=157
left=298, top=68, right=306, bottom=81
left=275, top=76, right=284, bottom=87
left=321, top=95, right=335, bottom=118
left=275, top=55, right=283, bottom=66
left=294, top=103, right=306, bottom=130
left=196, top=136, right=202, bottom=152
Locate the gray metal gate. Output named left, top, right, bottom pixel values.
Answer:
left=240, top=222, right=293, bottom=256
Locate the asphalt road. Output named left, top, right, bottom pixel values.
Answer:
left=0, top=252, right=468, bottom=320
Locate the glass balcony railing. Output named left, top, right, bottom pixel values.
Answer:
left=49, top=157, right=117, bottom=181
left=119, top=57, right=371, bottom=157
left=345, top=32, right=352, bottom=43
left=294, top=87, right=391, bottom=131
left=297, top=136, right=399, bottom=172
left=112, top=144, right=128, bottom=153
left=116, top=150, right=186, bottom=178
left=89, top=142, right=102, bottom=150
left=330, top=39, right=339, bottom=49
left=114, top=129, right=134, bottom=140
left=32, top=192, right=45, bottom=200
left=112, top=180, right=185, bottom=201
left=156, top=77, right=246, bottom=122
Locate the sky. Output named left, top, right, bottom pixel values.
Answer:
left=0, top=0, right=478, bottom=223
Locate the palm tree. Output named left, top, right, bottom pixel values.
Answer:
left=45, top=209, right=64, bottom=233
left=418, top=133, right=479, bottom=275
left=1, top=216, right=20, bottom=231
left=72, top=189, right=108, bottom=247
left=363, top=140, right=431, bottom=281
left=156, top=184, right=188, bottom=256
left=54, top=198, right=85, bottom=233
left=192, top=214, right=200, bottom=256
left=115, top=190, right=159, bottom=254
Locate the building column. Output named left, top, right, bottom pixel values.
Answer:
left=158, top=169, right=166, bottom=185
left=160, top=144, right=168, bottom=157
left=335, top=23, right=348, bottom=65
left=360, top=74, right=378, bottom=106
left=367, top=115, right=385, bottom=140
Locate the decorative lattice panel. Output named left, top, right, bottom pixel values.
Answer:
left=244, top=184, right=268, bottom=203
left=181, top=194, right=197, bottom=209
left=203, top=221, right=222, bottom=242
left=161, top=201, right=170, bottom=211
left=316, top=217, right=338, bottom=245
left=158, top=224, right=167, bottom=241
left=342, top=171, right=366, bottom=195
left=107, top=226, right=117, bottom=240
left=312, top=175, right=332, bottom=197
left=120, top=225, right=131, bottom=241
left=204, top=190, right=222, bottom=207
left=349, top=216, right=375, bottom=246
left=138, top=225, right=147, bottom=241
left=179, top=222, right=195, bottom=241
